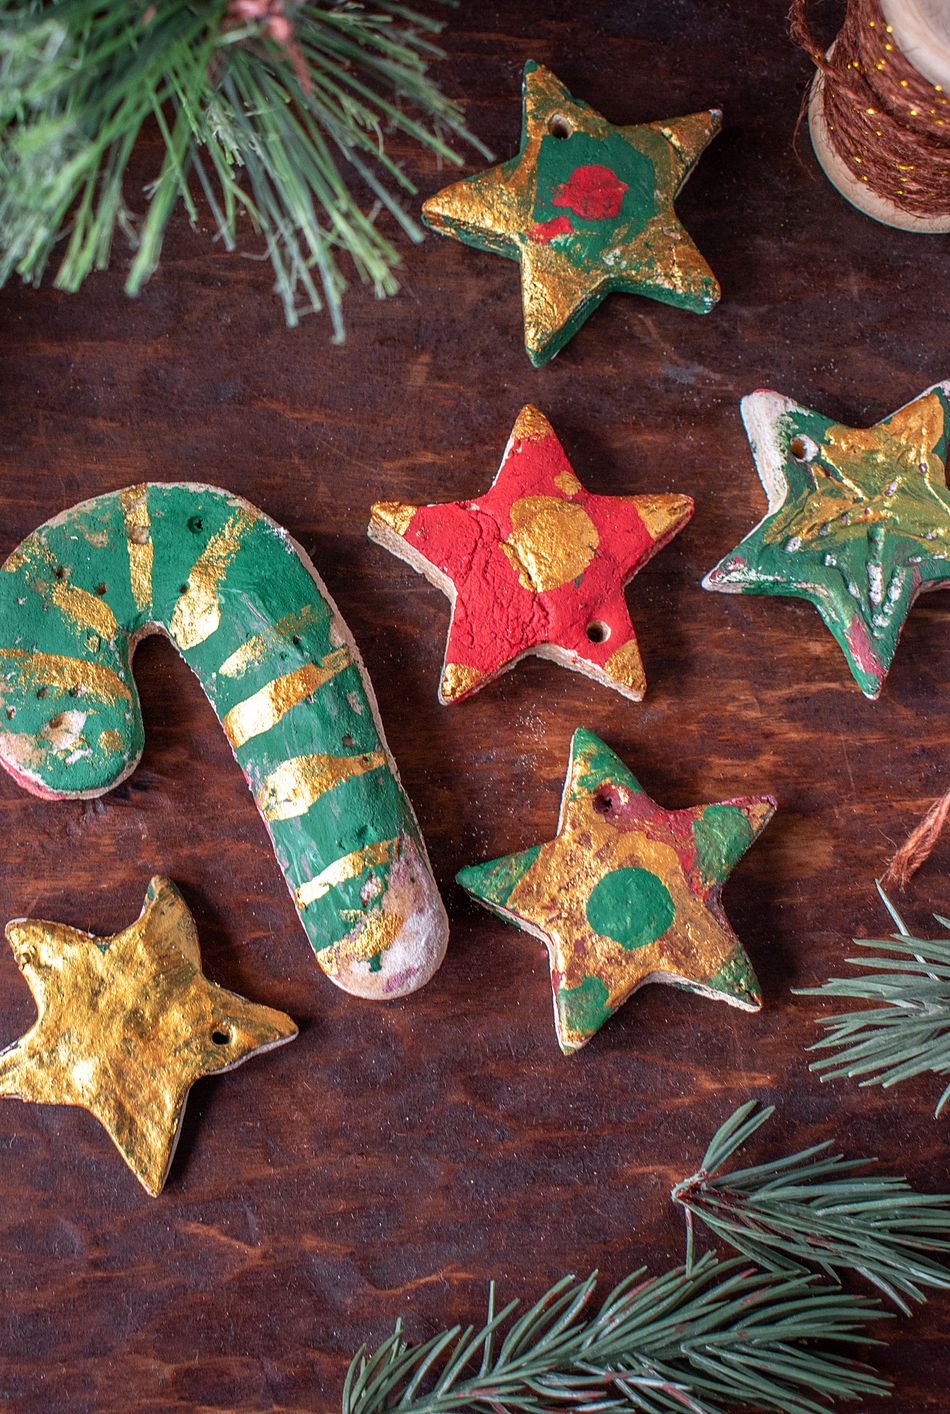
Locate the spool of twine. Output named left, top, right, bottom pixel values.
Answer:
left=790, top=0, right=950, bottom=231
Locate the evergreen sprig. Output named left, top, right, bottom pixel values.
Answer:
left=341, top=1251, right=887, bottom=1414
left=798, top=887, right=950, bottom=1117
left=672, top=1101, right=950, bottom=1314
left=0, top=0, right=486, bottom=332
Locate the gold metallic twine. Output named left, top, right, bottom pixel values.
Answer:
left=791, top=0, right=950, bottom=217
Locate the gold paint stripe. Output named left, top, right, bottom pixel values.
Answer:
left=318, top=909, right=404, bottom=976
left=218, top=604, right=318, bottom=680
left=222, top=647, right=351, bottom=750
left=295, top=838, right=399, bottom=909
left=118, top=485, right=153, bottom=615
left=256, top=751, right=386, bottom=823
left=370, top=501, right=415, bottom=538
left=169, top=508, right=255, bottom=652
left=0, top=650, right=131, bottom=703
left=50, top=582, right=118, bottom=641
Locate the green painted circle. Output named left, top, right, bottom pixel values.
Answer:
left=586, top=866, right=675, bottom=951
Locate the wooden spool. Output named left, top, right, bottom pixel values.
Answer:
left=808, top=0, right=950, bottom=232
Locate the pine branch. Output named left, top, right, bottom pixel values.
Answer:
left=341, top=1251, right=888, bottom=1414
left=0, top=1, right=486, bottom=331
left=797, top=886, right=950, bottom=1117
left=672, top=1101, right=950, bottom=1314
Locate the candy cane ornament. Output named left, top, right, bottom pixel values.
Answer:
left=0, top=485, right=449, bottom=999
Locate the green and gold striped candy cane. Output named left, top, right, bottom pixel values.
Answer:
left=0, top=484, right=448, bottom=999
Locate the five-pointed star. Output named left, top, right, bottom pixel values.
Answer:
left=457, top=728, right=775, bottom=1054
left=422, top=61, right=721, bottom=366
left=368, top=405, right=692, bottom=705
left=0, top=877, right=297, bottom=1194
left=703, top=382, right=950, bottom=699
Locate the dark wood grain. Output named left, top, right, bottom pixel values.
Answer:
left=0, top=3, right=948, bottom=1409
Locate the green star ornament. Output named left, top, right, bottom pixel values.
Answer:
left=703, top=383, right=950, bottom=699
left=457, top=729, right=775, bottom=1054
left=422, top=61, right=722, bottom=366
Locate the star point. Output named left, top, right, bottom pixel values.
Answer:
left=458, top=728, right=775, bottom=1054
left=704, top=381, right=950, bottom=698
left=422, top=61, right=721, bottom=365
left=368, top=407, right=692, bottom=705
left=0, top=877, right=297, bottom=1195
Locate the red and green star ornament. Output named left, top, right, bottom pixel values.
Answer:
left=368, top=406, right=693, bottom=705
left=422, top=61, right=722, bottom=366
left=703, top=382, right=950, bottom=699
left=457, top=729, right=776, bottom=1054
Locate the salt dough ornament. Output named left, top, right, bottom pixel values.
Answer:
left=0, top=877, right=296, bottom=1195
left=369, top=406, right=692, bottom=704
left=0, top=485, right=448, bottom=998
left=457, top=728, right=775, bottom=1054
left=422, top=61, right=722, bottom=366
left=703, top=382, right=950, bottom=699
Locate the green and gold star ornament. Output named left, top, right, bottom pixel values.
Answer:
left=422, top=61, right=722, bottom=366
left=457, top=729, right=775, bottom=1054
left=0, top=877, right=297, bottom=1195
left=703, top=382, right=950, bottom=699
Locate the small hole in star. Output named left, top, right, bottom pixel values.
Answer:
left=789, top=435, right=818, bottom=463
left=548, top=113, right=573, bottom=139
left=593, top=788, right=617, bottom=816
left=586, top=620, right=610, bottom=644
left=211, top=1028, right=231, bottom=1046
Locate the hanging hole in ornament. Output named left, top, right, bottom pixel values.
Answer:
left=211, top=1027, right=231, bottom=1046
left=593, top=787, right=618, bottom=816
left=548, top=113, right=573, bottom=140
left=342, top=734, right=355, bottom=748
left=789, top=434, right=819, bottom=463
left=586, top=620, right=610, bottom=644
left=95, top=583, right=107, bottom=596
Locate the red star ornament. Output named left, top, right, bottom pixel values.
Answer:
left=368, top=406, right=693, bottom=704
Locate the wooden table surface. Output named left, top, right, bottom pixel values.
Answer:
left=0, top=3, right=948, bottom=1410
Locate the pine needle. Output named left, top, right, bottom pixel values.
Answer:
left=340, top=1252, right=888, bottom=1414
left=797, top=884, right=950, bottom=1117
left=0, top=0, right=487, bottom=331
left=672, top=1101, right=950, bottom=1314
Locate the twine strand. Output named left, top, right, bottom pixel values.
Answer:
left=789, top=0, right=950, bottom=217
left=882, top=790, right=950, bottom=890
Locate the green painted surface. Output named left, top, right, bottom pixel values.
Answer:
left=706, top=944, right=761, bottom=1008
left=556, top=974, right=613, bottom=1048
left=585, top=866, right=675, bottom=950
left=693, top=804, right=755, bottom=888
left=572, top=726, right=643, bottom=795
left=456, top=844, right=542, bottom=910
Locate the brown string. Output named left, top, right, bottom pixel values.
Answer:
left=882, top=790, right=950, bottom=890
left=789, top=0, right=950, bottom=217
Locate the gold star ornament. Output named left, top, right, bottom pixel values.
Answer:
left=423, top=62, right=722, bottom=366
left=0, top=877, right=297, bottom=1194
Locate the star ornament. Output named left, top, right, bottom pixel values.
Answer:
left=0, top=877, right=297, bottom=1195
left=457, top=729, right=775, bottom=1054
left=422, top=61, right=722, bottom=366
left=703, top=382, right=950, bottom=699
left=368, top=406, right=692, bottom=705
